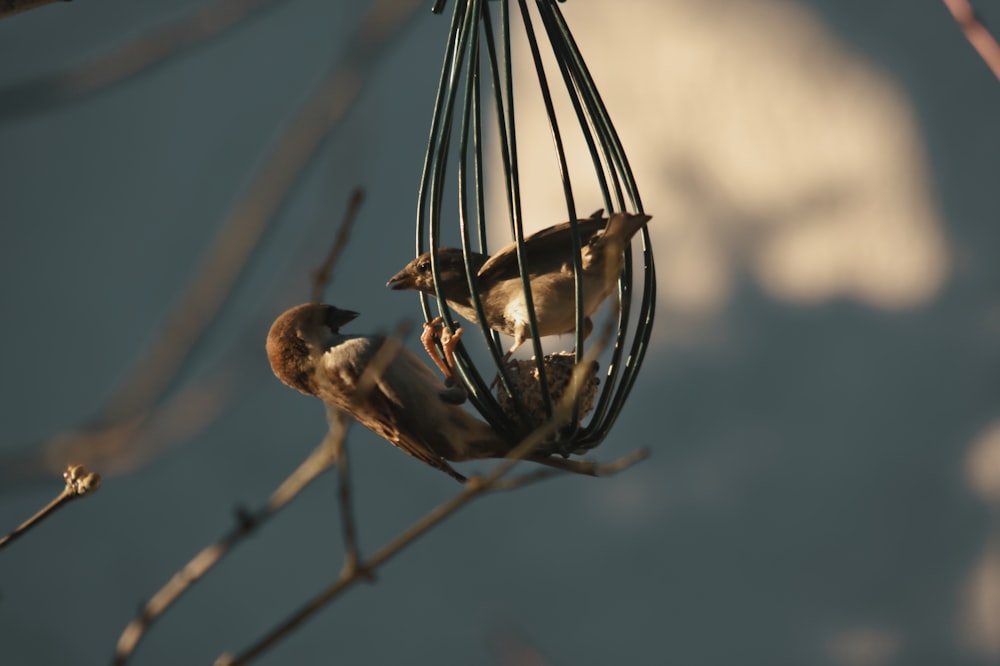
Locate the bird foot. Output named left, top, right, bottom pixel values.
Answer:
left=421, top=316, right=464, bottom=384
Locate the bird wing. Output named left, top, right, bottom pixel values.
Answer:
left=477, top=216, right=609, bottom=283
left=458, top=249, right=490, bottom=274
left=324, top=337, right=467, bottom=481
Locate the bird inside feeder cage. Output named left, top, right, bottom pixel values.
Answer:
left=265, top=0, right=654, bottom=484
left=398, top=0, right=656, bottom=454
left=389, top=209, right=651, bottom=445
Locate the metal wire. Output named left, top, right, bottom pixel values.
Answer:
left=416, top=0, right=655, bottom=452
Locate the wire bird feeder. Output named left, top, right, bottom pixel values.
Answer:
left=416, top=0, right=655, bottom=454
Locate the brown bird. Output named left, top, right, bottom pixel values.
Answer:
left=266, top=304, right=604, bottom=482
left=385, top=246, right=489, bottom=323
left=387, top=211, right=651, bottom=358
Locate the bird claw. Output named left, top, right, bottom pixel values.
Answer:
left=422, top=316, right=463, bottom=384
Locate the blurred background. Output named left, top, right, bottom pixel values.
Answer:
left=1, top=0, right=998, bottom=664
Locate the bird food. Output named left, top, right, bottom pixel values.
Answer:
left=494, top=351, right=599, bottom=452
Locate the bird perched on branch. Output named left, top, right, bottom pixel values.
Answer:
left=266, top=303, right=604, bottom=482
left=387, top=210, right=652, bottom=359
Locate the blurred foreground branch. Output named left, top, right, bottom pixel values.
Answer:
left=96, top=0, right=423, bottom=428
left=942, top=0, right=1000, bottom=80
left=0, top=0, right=288, bottom=116
left=0, top=0, right=425, bottom=488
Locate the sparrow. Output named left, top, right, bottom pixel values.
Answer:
left=387, top=210, right=652, bottom=358
left=385, top=246, right=489, bottom=323
left=266, top=303, right=505, bottom=482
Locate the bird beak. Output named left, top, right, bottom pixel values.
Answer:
left=327, top=307, right=360, bottom=328
left=386, top=269, right=412, bottom=290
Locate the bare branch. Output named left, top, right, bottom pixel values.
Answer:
left=113, top=425, right=342, bottom=665
left=325, top=408, right=367, bottom=579
left=115, top=173, right=396, bottom=662
left=116, top=318, right=416, bottom=663
left=493, top=448, right=649, bottom=491
left=212, top=291, right=644, bottom=665
left=314, top=320, right=415, bottom=573
left=311, top=188, right=366, bottom=303
left=0, top=465, right=101, bottom=551
left=213, top=445, right=646, bottom=666
left=942, top=0, right=1000, bottom=80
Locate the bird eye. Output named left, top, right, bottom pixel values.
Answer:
left=419, top=260, right=431, bottom=273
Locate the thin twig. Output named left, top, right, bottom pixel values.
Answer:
left=213, top=445, right=645, bottom=666
left=312, top=186, right=373, bottom=574
left=213, top=296, right=641, bottom=665
left=942, top=0, right=1000, bottom=80
left=115, top=176, right=392, bottom=662
left=116, top=320, right=415, bottom=664
left=315, top=320, right=413, bottom=575
left=112, top=425, right=343, bottom=665
left=325, top=408, right=367, bottom=578
left=311, top=188, right=366, bottom=303
left=0, top=465, right=101, bottom=551
left=491, top=448, right=649, bottom=491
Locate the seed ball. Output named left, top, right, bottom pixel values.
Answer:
left=494, top=351, right=599, bottom=453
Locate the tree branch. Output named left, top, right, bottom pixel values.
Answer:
left=942, top=0, right=1000, bottom=80
left=213, top=302, right=646, bottom=665
left=325, top=409, right=367, bottom=578
left=0, top=465, right=101, bottom=551
left=311, top=188, right=365, bottom=304
left=112, top=426, right=342, bottom=665
left=213, top=447, right=646, bottom=666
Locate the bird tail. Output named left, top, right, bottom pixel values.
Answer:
left=603, top=211, right=652, bottom=243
